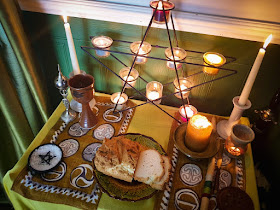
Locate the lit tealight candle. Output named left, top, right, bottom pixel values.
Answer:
left=150, top=1, right=175, bottom=24
left=146, top=81, right=163, bottom=105
left=173, top=77, right=192, bottom=99
left=110, top=92, right=128, bottom=110
left=203, top=52, right=226, bottom=75
left=185, top=114, right=213, bottom=152
left=165, top=47, right=187, bottom=70
left=225, top=124, right=255, bottom=158
left=179, top=105, right=198, bottom=122
left=119, top=67, right=139, bottom=88
left=130, top=41, right=152, bottom=64
left=91, top=36, right=113, bottom=58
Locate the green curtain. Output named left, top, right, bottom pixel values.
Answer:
left=0, top=0, right=51, bottom=201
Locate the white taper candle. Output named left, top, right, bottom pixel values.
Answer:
left=238, top=34, right=272, bottom=106
left=63, top=16, right=81, bottom=75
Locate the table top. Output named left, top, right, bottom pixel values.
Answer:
left=3, top=92, right=260, bottom=210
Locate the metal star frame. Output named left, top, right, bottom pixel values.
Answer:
left=81, top=0, right=237, bottom=124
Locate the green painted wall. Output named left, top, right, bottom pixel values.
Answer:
left=22, top=12, right=280, bottom=119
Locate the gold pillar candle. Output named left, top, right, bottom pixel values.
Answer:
left=203, top=52, right=226, bottom=75
left=185, top=114, right=213, bottom=152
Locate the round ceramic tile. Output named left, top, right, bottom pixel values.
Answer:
left=180, top=163, right=202, bottom=186
left=219, top=169, right=232, bottom=190
left=41, top=161, right=67, bottom=182
left=68, top=122, right=90, bottom=137
left=70, top=164, right=94, bottom=189
left=59, top=139, right=79, bottom=158
left=82, top=143, right=102, bottom=162
left=221, top=153, right=231, bottom=166
left=93, top=124, right=115, bottom=141
left=103, top=108, right=123, bottom=123
left=175, top=189, right=199, bottom=210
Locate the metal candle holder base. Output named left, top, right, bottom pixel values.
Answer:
left=217, top=96, right=251, bottom=139
left=61, top=109, right=76, bottom=124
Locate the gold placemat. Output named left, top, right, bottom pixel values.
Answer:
left=12, top=96, right=136, bottom=210
left=154, top=112, right=246, bottom=210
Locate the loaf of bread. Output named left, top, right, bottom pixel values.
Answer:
left=94, top=136, right=142, bottom=182
left=94, top=136, right=171, bottom=190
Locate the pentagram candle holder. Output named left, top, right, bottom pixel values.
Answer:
left=68, top=74, right=98, bottom=129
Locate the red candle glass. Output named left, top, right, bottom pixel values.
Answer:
left=150, top=1, right=175, bottom=24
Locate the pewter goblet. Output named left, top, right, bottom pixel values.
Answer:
left=54, top=64, right=76, bottom=123
left=68, top=74, right=98, bottom=129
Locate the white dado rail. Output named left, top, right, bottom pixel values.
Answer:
left=18, top=0, right=280, bottom=44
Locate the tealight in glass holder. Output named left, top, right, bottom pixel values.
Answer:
left=165, top=47, right=187, bottom=70
left=91, top=35, right=113, bottom=58
left=150, top=1, right=175, bottom=24
left=119, top=67, right=139, bottom=88
left=203, top=52, right=226, bottom=75
left=225, top=124, right=255, bottom=158
left=179, top=104, right=198, bottom=122
left=173, top=77, right=192, bottom=99
left=111, top=92, right=128, bottom=111
left=146, top=81, right=163, bottom=105
left=130, top=41, right=152, bottom=64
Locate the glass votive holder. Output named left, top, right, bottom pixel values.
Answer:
left=225, top=124, right=255, bottom=158
left=173, top=77, right=192, bottom=99
left=203, top=52, right=226, bottom=75
left=179, top=104, right=198, bottom=122
left=185, top=114, right=213, bottom=152
left=91, top=36, right=113, bottom=58
left=119, top=67, right=139, bottom=88
left=130, top=41, right=152, bottom=64
left=150, top=1, right=175, bottom=24
left=146, top=81, right=163, bottom=105
left=165, top=47, right=187, bottom=70
left=110, top=92, right=128, bottom=111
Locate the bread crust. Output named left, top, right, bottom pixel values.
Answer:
left=94, top=136, right=141, bottom=182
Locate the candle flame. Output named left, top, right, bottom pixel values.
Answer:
left=157, top=1, right=163, bottom=10
left=63, top=15, right=68, bottom=23
left=191, top=114, right=212, bottom=129
left=263, top=34, right=272, bottom=49
left=205, top=54, right=223, bottom=64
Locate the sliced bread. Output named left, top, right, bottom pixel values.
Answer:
left=134, top=149, right=165, bottom=185
left=150, top=155, right=171, bottom=190
left=94, top=136, right=141, bottom=182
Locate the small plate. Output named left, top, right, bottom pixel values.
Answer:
left=174, top=123, right=220, bottom=160
left=28, top=143, right=63, bottom=174
left=92, top=133, right=166, bottom=201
